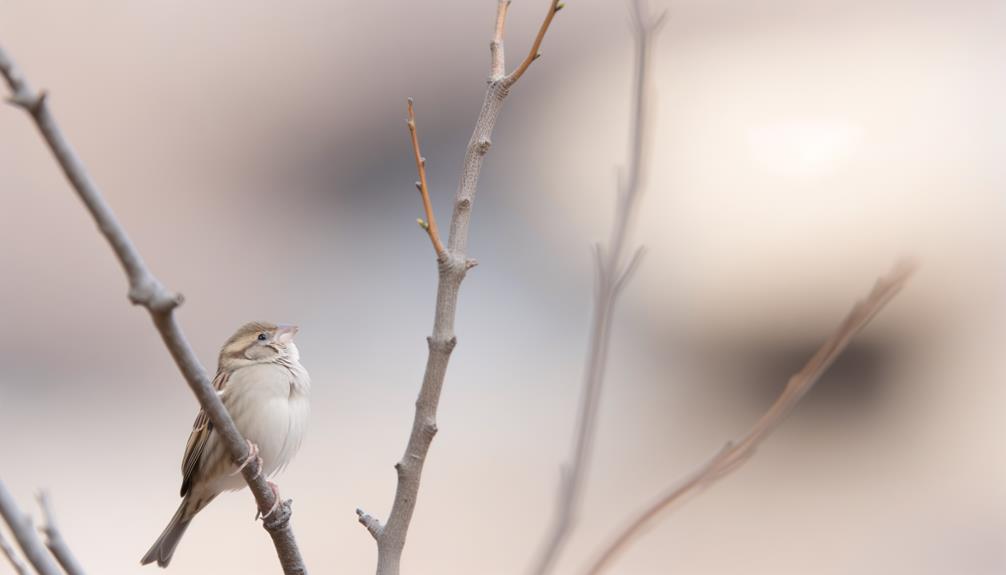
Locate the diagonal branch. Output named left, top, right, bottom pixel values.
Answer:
left=406, top=98, right=445, bottom=256
left=527, top=2, right=662, bottom=574
left=355, top=1, right=562, bottom=574
left=36, top=492, right=85, bottom=575
left=583, top=261, right=916, bottom=575
left=0, top=45, right=307, bottom=575
left=504, top=0, right=563, bottom=86
left=0, top=481, right=62, bottom=575
left=0, top=523, right=30, bottom=575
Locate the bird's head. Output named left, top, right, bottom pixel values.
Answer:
left=218, top=321, right=300, bottom=370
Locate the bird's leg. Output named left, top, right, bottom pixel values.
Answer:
left=231, top=439, right=263, bottom=479
left=256, top=481, right=282, bottom=521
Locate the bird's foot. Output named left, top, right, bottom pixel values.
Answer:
left=232, top=439, right=263, bottom=479
left=256, top=481, right=282, bottom=521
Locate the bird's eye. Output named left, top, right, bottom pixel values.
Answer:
left=257, top=333, right=268, bottom=342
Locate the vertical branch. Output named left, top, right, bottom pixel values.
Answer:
left=527, top=2, right=662, bottom=574
left=407, top=98, right=445, bottom=256
left=355, top=1, right=562, bottom=574
left=582, top=262, right=915, bottom=575
left=0, top=45, right=307, bottom=575
left=0, top=481, right=63, bottom=575
left=37, top=492, right=86, bottom=575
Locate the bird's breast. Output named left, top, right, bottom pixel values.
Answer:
left=222, top=363, right=310, bottom=481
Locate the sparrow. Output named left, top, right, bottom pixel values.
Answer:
left=141, top=321, right=311, bottom=568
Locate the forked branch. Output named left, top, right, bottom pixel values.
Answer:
left=505, top=0, right=563, bottom=86
left=583, top=261, right=916, bottom=575
left=37, top=492, right=85, bottom=575
left=0, top=45, right=307, bottom=575
left=0, top=481, right=63, bottom=575
left=528, top=2, right=662, bottom=574
left=355, top=1, right=562, bottom=574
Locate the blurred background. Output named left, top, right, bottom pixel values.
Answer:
left=1, top=0, right=1004, bottom=573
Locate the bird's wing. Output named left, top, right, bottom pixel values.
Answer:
left=180, top=369, right=230, bottom=497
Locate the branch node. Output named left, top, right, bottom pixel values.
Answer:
left=465, top=258, right=479, bottom=270
left=503, top=0, right=562, bottom=87
left=422, top=420, right=438, bottom=438
left=426, top=335, right=458, bottom=354
left=6, top=89, right=45, bottom=114
left=128, top=278, right=183, bottom=312
left=476, top=138, right=492, bottom=155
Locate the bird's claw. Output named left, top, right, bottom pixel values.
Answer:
left=256, top=481, right=282, bottom=521
left=232, top=439, right=263, bottom=479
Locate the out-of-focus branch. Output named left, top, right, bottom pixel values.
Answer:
left=406, top=98, right=445, bottom=256
left=36, top=492, right=85, bottom=575
left=354, top=2, right=561, bottom=574
left=0, top=45, right=307, bottom=575
left=583, top=262, right=916, bottom=575
left=0, top=523, right=30, bottom=575
left=0, top=481, right=62, bottom=575
left=527, top=2, right=662, bottom=574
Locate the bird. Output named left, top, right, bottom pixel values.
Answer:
left=141, top=321, right=310, bottom=568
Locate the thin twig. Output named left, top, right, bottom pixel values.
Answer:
left=0, top=524, right=30, bottom=575
left=407, top=98, right=445, bottom=256
left=527, top=2, right=661, bottom=574
left=490, top=0, right=511, bottom=80
left=355, top=2, right=561, bottom=574
left=0, top=45, right=307, bottom=575
left=36, top=492, right=85, bottom=575
left=0, top=481, right=62, bottom=575
left=583, top=261, right=917, bottom=575
left=504, top=0, right=562, bottom=87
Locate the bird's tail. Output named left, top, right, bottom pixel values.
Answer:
left=140, top=495, right=213, bottom=568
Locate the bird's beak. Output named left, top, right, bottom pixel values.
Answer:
left=275, top=324, right=299, bottom=345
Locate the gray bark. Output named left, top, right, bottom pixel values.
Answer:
left=0, top=481, right=62, bottom=575
left=37, top=492, right=86, bottom=575
left=355, top=2, right=562, bottom=574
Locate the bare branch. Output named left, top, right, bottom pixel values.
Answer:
left=527, top=2, right=659, bottom=574
left=0, top=482, right=62, bottom=575
left=583, top=261, right=917, bottom=575
left=406, top=98, right=445, bottom=256
left=614, top=246, right=646, bottom=294
left=358, top=2, right=563, bottom=574
left=490, top=0, right=511, bottom=80
left=0, top=45, right=307, bottom=575
left=504, top=0, right=562, bottom=87
left=0, top=525, right=30, bottom=575
left=35, top=492, right=85, bottom=575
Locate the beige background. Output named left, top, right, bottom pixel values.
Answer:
left=1, top=0, right=1004, bottom=573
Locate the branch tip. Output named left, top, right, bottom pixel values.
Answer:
left=355, top=508, right=384, bottom=539
left=405, top=97, right=445, bottom=256
left=504, top=0, right=562, bottom=86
